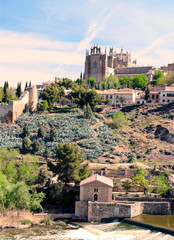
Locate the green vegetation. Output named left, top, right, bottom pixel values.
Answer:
left=40, top=217, right=51, bottom=225
left=154, top=174, right=170, bottom=197
left=87, top=77, right=96, bottom=88
left=0, top=149, right=44, bottom=211
left=112, top=111, right=127, bottom=128
left=40, top=83, right=65, bottom=106
left=16, top=82, right=22, bottom=98
left=100, top=75, right=119, bottom=90
left=122, top=180, right=131, bottom=194
left=84, top=103, right=93, bottom=119
left=48, top=142, right=91, bottom=184
left=22, top=219, right=31, bottom=225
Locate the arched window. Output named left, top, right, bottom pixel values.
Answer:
left=94, top=194, right=98, bottom=201
left=93, top=61, right=97, bottom=69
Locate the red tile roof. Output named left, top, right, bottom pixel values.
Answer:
left=80, top=174, right=113, bottom=187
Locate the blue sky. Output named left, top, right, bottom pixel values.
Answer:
left=0, top=0, right=174, bottom=87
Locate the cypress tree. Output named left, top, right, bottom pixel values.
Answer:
left=32, top=139, right=41, bottom=152
left=43, top=148, right=51, bottom=159
left=22, top=137, right=31, bottom=151
left=38, top=125, right=45, bottom=138
left=84, top=103, right=93, bottom=119
left=22, top=124, right=30, bottom=137
left=50, top=127, right=57, bottom=141
left=25, top=82, right=28, bottom=91
left=29, top=81, right=31, bottom=87
left=3, top=81, right=8, bottom=102
left=145, top=87, right=150, bottom=101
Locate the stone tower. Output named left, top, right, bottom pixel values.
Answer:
left=28, top=86, right=38, bottom=112
left=84, top=45, right=136, bottom=84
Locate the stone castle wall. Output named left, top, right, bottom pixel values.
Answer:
left=75, top=201, right=170, bottom=222
left=0, top=86, right=37, bottom=123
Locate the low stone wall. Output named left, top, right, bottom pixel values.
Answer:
left=75, top=200, right=171, bottom=222
left=75, top=201, right=88, bottom=219
left=142, top=202, right=170, bottom=215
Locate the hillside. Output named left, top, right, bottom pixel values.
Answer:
left=0, top=103, right=173, bottom=169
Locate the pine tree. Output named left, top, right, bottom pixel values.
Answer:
left=29, top=81, right=31, bottom=87
left=84, top=103, right=93, bottom=119
left=38, top=126, right=45, bottom=138
left=47, top=142, right=87, bottom=184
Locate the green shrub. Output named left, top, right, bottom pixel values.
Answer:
left=22, top=137, right=31, bottom=150
left=22, top=219, right=31, bottom=225
left=40, top=217, right=51, bottom=225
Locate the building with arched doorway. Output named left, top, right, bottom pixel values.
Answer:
left=79, top=174, right=113, bottom=202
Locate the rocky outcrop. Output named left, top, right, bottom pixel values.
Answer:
left=155, top=125, right=174, bottom=144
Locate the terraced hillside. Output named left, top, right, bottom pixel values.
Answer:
left=0, top=112, right=117, bottom=160
left=0, top=102, right=173, bottom=168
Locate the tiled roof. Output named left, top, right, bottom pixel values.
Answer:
left=80, top=174, right=113, bottom=187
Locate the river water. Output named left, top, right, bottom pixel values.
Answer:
left=0, top=220, right=174, bottom=240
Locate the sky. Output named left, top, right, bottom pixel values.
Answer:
left=0, top=0, right=174, bottom=87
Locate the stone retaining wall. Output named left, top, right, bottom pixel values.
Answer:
left=75, top=200, right=170, bottom=222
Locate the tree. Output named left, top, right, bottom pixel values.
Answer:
left=84, top=103, right=93, bottom=119
left=43, top=148, right=51, bottom=159
left=70, top=87, right=87, bottom=108
left=2, top=81, right=8, bottom=102
left=48, top=142, right=89, bottom=185
left=0, top=88, right=4, bottom=102
left=0, top=149, right=19, bottom=183
left=132, top=173, right=149, bottom=195
left=37, top=100, right=48, bottom=111
left=18, top=154, right=39, bottom=185
left=22, top=124, right=30, bottom=137
left=85, top=88, right=102, bottom=110
left=38, top=125, right=45, bottom=138
left=145, top=87, right=150, bottom=101
left=132, top=74, right=148, bottom=89
left=50, top=127, right=57, bottom=141
left=16, top=82, right=22, bottom=98
left=32, top=139, right=41, bottom=152
left=22, top=137, right=32, bottom=151
left=40, top=84, right=65, bottom=107
left=122, top=180, right=131, bottom=194
left=25, top=81, right=28, bottom=90
left=101, top=75, right=119, bottom=90
left=87, top=77, right=96, bottom=88
left=152, top=70, right=164, bottom=85
left=154, top=174, right=170, bottom=197
left=112, top=111, right=127, bottom=128
left=29, top=81, right=31, bottom=87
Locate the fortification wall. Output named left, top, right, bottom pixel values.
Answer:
left=0, top=86, right=38, bottom=123
left=12, top=91, right=29, bottom=122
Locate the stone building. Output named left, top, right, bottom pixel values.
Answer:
left=84, top=45, right=154, bottom=84
left=80, top=174, right=113, bottom=202
left=96, top=88, right=142, bottom=105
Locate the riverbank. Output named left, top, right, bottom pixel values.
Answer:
left=0, top=210, right=47, bottom=229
